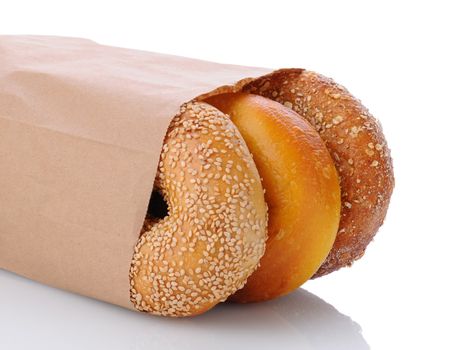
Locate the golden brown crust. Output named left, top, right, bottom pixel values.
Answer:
left=129, top=102, right=268, bottom=316
left=205, top=93, right=340, bottom=302
left=243, top=69, right=394, bottom=277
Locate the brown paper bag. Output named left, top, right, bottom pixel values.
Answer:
left=0, top=35, right=273, bottom=309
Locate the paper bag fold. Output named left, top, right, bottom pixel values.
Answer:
left=0, top=35, right=274, bottom=309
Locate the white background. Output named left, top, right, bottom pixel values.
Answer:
left=1, top=1, right=454, bottom=349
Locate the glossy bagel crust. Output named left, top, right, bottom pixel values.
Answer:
left=129, top=102, right=268, bottom=316
left=243, top=69, right=394, bottom=277
left=206, top=93, right=340, bottom=302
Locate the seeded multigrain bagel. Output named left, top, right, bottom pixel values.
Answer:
left=129, top=102, right=268, bottom=317
left=243, top=69, right=394, bottom=277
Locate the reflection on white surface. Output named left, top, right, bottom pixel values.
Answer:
left=0, top=269, right=368, bottom=350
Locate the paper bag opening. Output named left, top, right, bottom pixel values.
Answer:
left=0, top=35, right=272, bottom=309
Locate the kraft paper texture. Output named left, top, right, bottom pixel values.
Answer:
left=0, top=35, right=272, bottom=309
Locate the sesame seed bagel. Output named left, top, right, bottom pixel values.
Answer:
left=129, top=102, right=268, bottom=317
left=243, top=69, right=394, bottom=277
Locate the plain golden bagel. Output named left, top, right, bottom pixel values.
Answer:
left=205, top=93, right=341, bottom=302
left=129, top=102, right=268, bottom=316
left=243, top=69, right=394, bottom=277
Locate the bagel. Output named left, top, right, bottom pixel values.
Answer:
left=129, top=102, right=268, bottom=317
left=205, top=93, right=341, bottom=302
left=242, top=69, right=394, bottom=277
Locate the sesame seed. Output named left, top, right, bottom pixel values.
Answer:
left=332, top=116, right=343, bottom=125
left=129, top=101, right=267, bottom=317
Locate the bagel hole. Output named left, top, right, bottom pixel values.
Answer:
left=146, top=190, right=168, bottom=219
